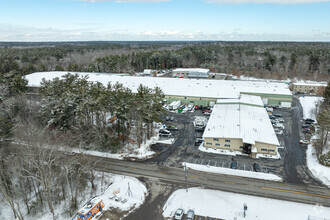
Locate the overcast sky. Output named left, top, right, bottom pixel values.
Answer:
left=0, top=0, right=329, bottom=41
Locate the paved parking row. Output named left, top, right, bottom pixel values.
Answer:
left=186, top=157, right=273, bottom=173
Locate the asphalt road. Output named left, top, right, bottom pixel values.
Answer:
left=89, top=156, right=330, bottom=207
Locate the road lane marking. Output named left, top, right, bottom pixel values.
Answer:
left=224, top=181, right=235, bottom=184
left=128, top=166, right=137, bottom=170
left=261, top=187, right=330, bottom=199
left=158, top=171, right=168, bottom=174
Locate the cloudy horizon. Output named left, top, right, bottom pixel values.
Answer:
left=1, top=0, right=329, bottom=42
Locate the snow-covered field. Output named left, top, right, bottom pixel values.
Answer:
left=299, top=96, right=323, bottom=121
left=307, top=143, right=330, bottom=187
left=183, top=162, right=282, bottom=181
left=0, top=173, right=147, bottom=220
left=162, top=187, right=330, bottom=220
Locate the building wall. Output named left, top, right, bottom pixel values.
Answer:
left=203, top=137, right=277, bottom=155
left=254, top=142, right=277, bottom=155
left=164, top=95, right=216, bottom=106
left=204, top=137, right=243, bottom=151
left=164, top=92, right=292, bottom=107
left=240, top=92, right=292, bottom=106
left=292, top=85, right=326, bottom=95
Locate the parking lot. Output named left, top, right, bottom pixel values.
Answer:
left=147, top=96, right=322, bottom=185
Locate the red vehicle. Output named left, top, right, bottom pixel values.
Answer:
left=202, top=110, right=212, bottom=114
left=194, top=105, right=199, bottom=110
left=77, top=198, right=104, bottom=220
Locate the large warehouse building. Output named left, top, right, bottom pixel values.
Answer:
left=25, top=71, right=293, bottom=107
left=203, top=95, right=280, bottom=158
left=172, top=68, right=210, bottom=78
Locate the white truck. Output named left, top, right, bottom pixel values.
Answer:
left=187, top=102, right=194, bottom=111
left=169, top=101, right=181, bottom=110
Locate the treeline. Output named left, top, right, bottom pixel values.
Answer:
left=1, top=41, right=329, bottom=81
left=0, top=71, right=165, bottom=219
left=315, top=82, right=330, bottom=166
left=40, top=73, right=165, bottom=151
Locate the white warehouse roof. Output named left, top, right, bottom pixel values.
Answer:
left=203, top=97, right=279, bottom=146
left=173, top=68, right=210, bottom=73
left=25, top=71, right=292, bottom=99
left=217, top=94, right=264, bottom=107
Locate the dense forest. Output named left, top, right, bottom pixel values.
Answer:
left=0, top=70, right=165, bottom=219
left=0, top=41, right=329, bottom=81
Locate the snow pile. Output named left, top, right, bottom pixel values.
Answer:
left=298, top=96, right=323, bottom=121
left=306, top=143, right=330, bottom=187
left=98, top=175, right=147, bottom=212
left=183, top=162, right=282, bottom=181
left=162, top=188, right=330, bottom=220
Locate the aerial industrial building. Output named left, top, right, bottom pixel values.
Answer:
left=172, top=68, right=210, bottom=78
left=292, top=81, right=327, bottom=95
left=25, top=71, right=293, bottom=107
left=202, top=95, right=280, bottom=158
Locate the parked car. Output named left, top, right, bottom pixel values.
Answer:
left=269, top=115, right=276, bottom=120
left=306, top=118, right=315, bottom=123
left=194, top=105, right=199, bottom=110
left=277, top=118, right=285, bottom=123
left=274, top=113, right=282, bottom=117
left=302, top=128, right=311, bottom=134
left=195, top=138, right=203, bottom=146
left=170, top=116, right=174, bottom=121
left=174, top=208, right=184, bottom=220
left=230, top=161, right=237, bottom=169
left=274, top=129, right=283, bottom=135
left=167, top=125, right=178, bottom=131
left=187, top=209, right=195, bottom=220
left=299, top=140, right=310, bottom=145
left=159, top=133, right=172, bottom=138
left=302, top=124, right=310, bottom=128
left=159, top=129, right=171, bottom=134
left=253, top=163, right=261, bottom=172
left=273, top=123, right=284, bottom=130
left=202, top=110, right=212, bottom=114
left=165, top=116, right=170, bottom=121
left=195, top=126, right=205, bottom=132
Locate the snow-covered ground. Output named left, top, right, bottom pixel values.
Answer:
left=298, top=96, right=323, bottom=121
left=198, top=145, right=281, bottom=159
left=0, top=173, right=147, bottom=220
left=299, top=96, right=330, bottom=187
left=307, top=142, right=330, bottom=187
left=183, top=162, right=282, bottom=181
left=70, top=135, right=158, bottom=160
left=162, top=187, right=330, bottom=220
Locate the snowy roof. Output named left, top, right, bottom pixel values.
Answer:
left=217, top=94, right=264, bottom=107
left=293, top=82, right=327, bottom=87
left=203, top=101, right=279, bottom=146
left=25, top=71, right=292, bottom=99
left=173, top=68, right=210, bottom=73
